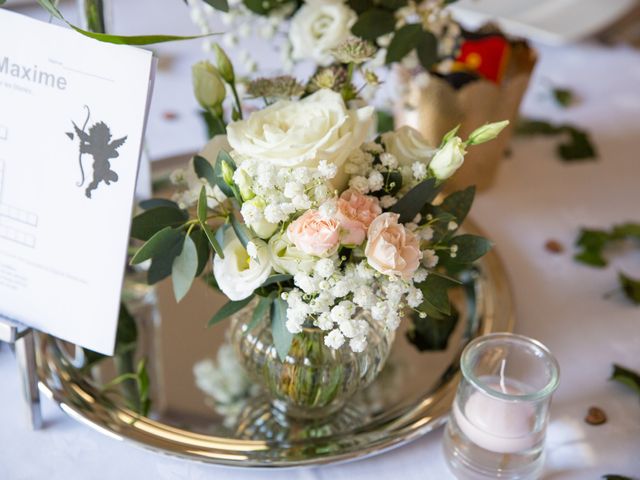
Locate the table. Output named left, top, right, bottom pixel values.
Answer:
left=1, top=1, right=640, bottom=478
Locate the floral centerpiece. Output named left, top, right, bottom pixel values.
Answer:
left=130, top=43, right=507, bottom=418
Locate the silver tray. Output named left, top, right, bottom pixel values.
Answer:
left=36, top=221, right=514, bottom=468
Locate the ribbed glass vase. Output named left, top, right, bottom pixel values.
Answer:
left=229, top=307, right=394, bottom=420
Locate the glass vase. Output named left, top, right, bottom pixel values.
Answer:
left=229, top=307, right=394, bottom=421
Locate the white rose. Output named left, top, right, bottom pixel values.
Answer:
left=289, top=0, right=357, bottom=67
left=213, top=228, right=272, bottom=301
left=381, top=126, right=436, bottom=167
left=227, top=89, right=373, bottom=189
left=268, top=232, right=315, bottom=275
left=429, top=136, right=466, bottom=180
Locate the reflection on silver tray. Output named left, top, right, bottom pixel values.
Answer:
left=36, top=220, right=513, bottom=467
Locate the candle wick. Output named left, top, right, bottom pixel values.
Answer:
left=499, top=359, right=507, bottom=393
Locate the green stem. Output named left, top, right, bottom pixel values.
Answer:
left=230, top=82, right=243, bottom=120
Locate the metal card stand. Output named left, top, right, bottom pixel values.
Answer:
left=0, top=318, right=42, bottom=429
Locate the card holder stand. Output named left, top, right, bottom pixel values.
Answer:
left=0, top=318, right=42, bottom=430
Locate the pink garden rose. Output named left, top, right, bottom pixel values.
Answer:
left=335, top=189, right=382, bottom=245
left=287, top=210, right=341, bottom=257
left=365, top=212, right=422, bottom=280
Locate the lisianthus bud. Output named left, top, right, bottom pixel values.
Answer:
left=234, top=168, right=254, bottom=201
left=213, top=44, right=235, bottom=84
left=466, top=120, right=509, bottom=146
left=192, top=61, right=226, bottom=110
left=429, top=136, right=466, bottom=180
left=220, top=159, right=235, bottom=186
left=242, top=197, right=279, bottom=239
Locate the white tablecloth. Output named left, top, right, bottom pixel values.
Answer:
left=1, top=1, right=640, bottom=478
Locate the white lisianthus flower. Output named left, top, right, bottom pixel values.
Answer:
left=381, top=126, right=436, bottom=167
left=213, top=228, right=272, bottom=301
left=429, top=136, right=466, bottom=180
left=268, top=232, right=315, bottom=275
left=227, top=89, right=373, bottom=189
left=289, top=0, right=357, bottom=67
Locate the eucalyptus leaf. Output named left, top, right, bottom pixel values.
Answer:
left=387, top=177, right=439, bottom=222
left=203, top=0, right=229, bottom=12
left=194, top=155, right=216, bottom=190
left=197, top=185, right=208, bottom=224
left=418, top=274, right=459, bottom=315
left=208, top=295, right=254, bottom=327
left=130, top=206, right=188, bottom=241
left=261, top=274, right=293, bottom=287
left=406, top=307, right=459, bottom=352
left=230, top=214, right=252, bottom=248
left=171, top=235, right=198, bottom=302
left=138, top=198, right=180, bottom=211
left=131, top=227, right=183, bottom=265
left=448, top=234, right=492, bottom=264
left=610, top=363, right=640, bottom=396
left=271, top=297, right=292, bottom=361
left=201, top=223, right=224, bottom=258
left=214, top=150, right=237, bottom=199
left=385, top=24, right=423, bottom=64
left=439, top=186, right=476, bottom=224
left=351, top=9, right=396, bottom=41
left=147, top=234, right=185, bottom=284
left=190, top=228, right=210, bottom=277
left=602, top=475, right=633, bottom=480
left=574, top=229, right=610, bottom=267
left=245, top=294, right=274, bottom=334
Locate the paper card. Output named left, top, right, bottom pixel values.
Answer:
left=0, top=9, right=155, bottom=355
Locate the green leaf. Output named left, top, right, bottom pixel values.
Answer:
left=387, top=177, right=439, bottom=223
left=351, top=9, right=396, bottom=42
left=376, top=110, right=395, bottom=134
left=197, top=185, right=208, bottom=224
left=138, top=198, right=180, bottom=210
left=449, top=234, right=492, bottom=263
left=130, top=206, right=188, bottom=241
left=214, top=150, right=237, bottom=199
left=171, top=235, right=198, bottom=302
left=199, top=110, right=226, bottom=138
left=190, top=228, right=210, bottom=277
left=610, top=364, right=640, bottom=396
left=385, top=24, right=423, bottom=64
left=201, top=223, right=224, bottom=258
left=439, top=186, right=476, bottom=224
left=203, top=0, right=229, bottom=12
left=271, top=297, right=292, bottom=361
left=619, top=272, right=640, bottom=305
left=131, top=227, right=183, bottom=265
left=558, top=127, right=597, bottom=161
left=194, top=155, right=216, bottom=190
left=416, top=31, right=438, bottom=70
left=419, top=274, right=459, bottom=315
left=261, top=274, right=293, bottom=288
left=602, top=475, right=634, bottom=480
left=245, top=294, right=274, bottom=334
left=230, top=215, right=252, bottom=248
left=574, top=229, right=609, bottom=267
left=552, top=87, right=573, bottom=108
left=208, top=295, right=254, bottom=327
left=147, top=233, right=185, bottom=284
left=37, top=0, right=217, bottom=45
left=406, top=307, right=459, bottom=352
left=612, top=223, right=640, bottom=241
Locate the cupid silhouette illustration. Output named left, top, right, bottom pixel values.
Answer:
left=66, top=106, right=127, bottom=199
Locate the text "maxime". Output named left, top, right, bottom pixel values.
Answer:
left=1, top=56, right=67, bottom=90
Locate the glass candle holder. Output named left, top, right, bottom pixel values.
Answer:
left=444, top=333, right=559, bottom=479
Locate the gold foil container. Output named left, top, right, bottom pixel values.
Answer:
left=395, top=42, right=537, bottom=191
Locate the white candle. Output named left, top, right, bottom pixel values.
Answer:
left=453, top=378, right=540, bottom=454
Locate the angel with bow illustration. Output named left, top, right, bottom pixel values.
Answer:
left=67, top=106, right=128, bottom=199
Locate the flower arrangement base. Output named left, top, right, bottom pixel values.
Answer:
left=36, top=220, right=514, bottom=467
left=229, top=310, right=394, bottom=422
